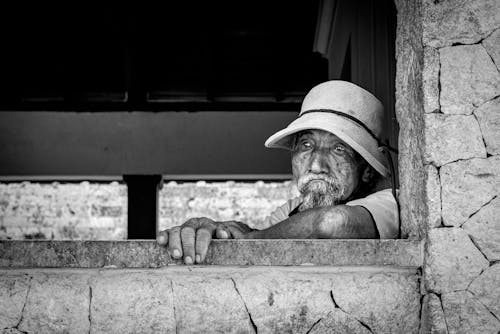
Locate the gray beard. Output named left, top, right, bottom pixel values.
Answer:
left=297, top=176, right=345, bottom=212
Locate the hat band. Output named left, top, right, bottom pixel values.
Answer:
left=299, top=109, right=398, bottom=153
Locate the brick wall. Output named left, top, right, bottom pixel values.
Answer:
left=158, top=181, right=298, bottom=231
left=0, top=181, right=297, bottom=240
left=0, top=182, right=127, bottom=240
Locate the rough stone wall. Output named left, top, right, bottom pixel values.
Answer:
left=158, top=181, right=298, bottom=231
left=0, top=267, right=421, bottom=334
left=400, top=0, right=500, bottom=332
left=0, top=182, right=127, bottom=240
left=0, top=181, right=296, bottom=240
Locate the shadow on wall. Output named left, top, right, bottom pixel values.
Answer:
left=0, top=181, right=298, bottom=240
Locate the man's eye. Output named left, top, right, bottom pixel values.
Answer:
left=300, top=141, right=313, bottom=150
left=333, top=144, right=346, bottom=153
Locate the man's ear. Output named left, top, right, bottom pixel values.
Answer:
left=361, top=165, right=374, bottom=183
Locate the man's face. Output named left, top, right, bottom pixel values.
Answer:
left=291, top=129, right=363, bottom=211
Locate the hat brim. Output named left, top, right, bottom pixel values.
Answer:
left=264, top=112, right=389, bottom=177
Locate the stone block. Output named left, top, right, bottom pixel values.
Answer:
left=91, top=271, right=175, bottom=333
left=232, top=273, right=333, bottom=334
left=1, top=329, right=26, bottom=334
left=18, top=273, right=90, bottom=334
left=424, top=114, right=486, bottom=166
left=425, top=165, right=442, bottom=228
left=398, top=116, right=427, bottom=238
left=328, top=272, right=421, bottom=333
left=172, top=276, right=255, bottom=334
left=424, top=228, right=489, bottom=293
left=233, top=269, right=420, bottom=334
left=440, top=156, right=500, bottom=226
left=462, top=197, right=500, bottom=261
left=423, top=47, right=441, bottom=113
left=308, top=309, right=371, bottom=334
left=0, top=274, right=30, bottom=328
left=483, top=28, right=500, bottom=71
left=0, top=239, right=424, bottom=268
left=474, top=97, right=500, bottom=155
left=423, top=0, right=500, bottom=47
left=420, top=293, right=448, bottom=334
left=0, top=267, right=421, bottom=333
left=442, top=290, right=500, bottom=334
left=468, top=263, right=500, bottom=320
left=394, top=1, right=427, bottom=238
left=440, top=45, right=500, bottom=115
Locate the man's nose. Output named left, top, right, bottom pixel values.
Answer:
left=308, top=150, right=329, bottom=174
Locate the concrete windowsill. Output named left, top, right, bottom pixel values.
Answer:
left=0, top=239, right=423, bottom=268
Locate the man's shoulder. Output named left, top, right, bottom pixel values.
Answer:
left=346, top=188, right=399, bottom=239
left=350, top=188, right=397, bottom=202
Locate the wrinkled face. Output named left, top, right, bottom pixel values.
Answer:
left=291, top=129, right=364, bottom=211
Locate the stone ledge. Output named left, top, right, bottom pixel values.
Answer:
left=0, top=266, right=421, bottom=333
left=0, top=239, right=423, bottom=268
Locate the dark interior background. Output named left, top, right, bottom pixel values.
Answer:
left=0, top=0, right=396, bottom=178
left=0, top=1, right=327, bottom=110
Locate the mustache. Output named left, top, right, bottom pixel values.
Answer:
left=297, top=174, right=338, bottom=191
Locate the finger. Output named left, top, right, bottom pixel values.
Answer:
left=181, top=226, right=196, bottom=265
left=215, top=225, right=231, bottom=239
left=195, top=228, right=212, bottom=263
left=157, top=229, right=169, bottom=246
left=219, top=222, right=247, bottom=239
left=168, top=227, right=182, bottom=259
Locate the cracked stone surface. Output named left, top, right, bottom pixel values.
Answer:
left=462, top=196, right=500, bottom=261
left=329, top=272, right=420, bottom=333
left=483, top=28, right=500, bottom=71
left=91, top=271, right=175, bottom=333
left=17, top=273, right=90, bottom=334
left=468, top=263, right=500, bottom=320
left=231, top=274, right=334, bottom=333
left=440, top=45, right=500, bottom=115
left=308, top=309, right=372, bottom=334
left=423, top=46, right=440, bottom=113
left=424, top=114, right=486, bottom=166
left=440, top=156, right=500, bottom=226
left=422, top=0, right=500, bottom=47
left=420, top=294, right=448, bottom=334
left=0, top=274, right=30, bottom=329
left=424, top=228, right=489, bottom=293
left=0, top=267, right=420, bottom=333
left=474, top=97, right=500, bottom=156
left=173, top=276, right=255, bottom=334
left=442, top=290, right=500, bottom=334
left=230, top=270, right=419, bottom=334
left=425, top=165, right=442, bottom=229
left=1, top=329, right=26, bottom=334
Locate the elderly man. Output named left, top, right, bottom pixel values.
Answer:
left=158, top=80, right=399, bottom=264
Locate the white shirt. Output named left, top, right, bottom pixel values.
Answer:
left=262, top=188, right=399, bottom=239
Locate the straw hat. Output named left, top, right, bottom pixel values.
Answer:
left=265, top=80, right=389, bottom=177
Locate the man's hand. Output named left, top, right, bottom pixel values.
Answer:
left=157, top=218, right=254, bottom=264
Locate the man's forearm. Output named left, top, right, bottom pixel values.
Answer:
left=246, top=205, right=378, bottom=239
